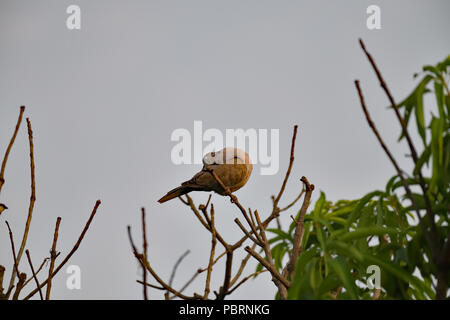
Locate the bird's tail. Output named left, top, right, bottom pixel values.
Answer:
left=158, top=186, right=191, bottom=203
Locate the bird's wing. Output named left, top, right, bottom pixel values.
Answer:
left=181, top=167, right=218, bottom=191
left=182, top=163, right=250, bottom=194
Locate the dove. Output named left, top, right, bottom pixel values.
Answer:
left=158, top=147, right=252, bottom=203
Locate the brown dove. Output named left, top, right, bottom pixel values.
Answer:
left=158, top=147, right=252, bottom=203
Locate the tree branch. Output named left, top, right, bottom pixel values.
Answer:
left=8, top=118, right=36, bottom=292
left=0, top=106, right=25, bottom=194
left=25, top=250, right=43, bottom=300
left=23, top=200, right=101, bottom=300
left=46, top=216, right=61, bottom=300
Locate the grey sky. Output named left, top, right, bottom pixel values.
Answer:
left=0, top=0, right=449, bottom=299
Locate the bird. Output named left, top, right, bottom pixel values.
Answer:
left=158, top=147, right=252, bottom=203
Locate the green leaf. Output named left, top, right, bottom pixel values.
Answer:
left=433, top=80, right=445, bottom=120
left=316, top=273, right=341, bottom=299
left=311, top=216, right=335, bottom=233
left=315, top=223, right=327, bottom=251
left=385, top=175, right=399, bottom=195
left=325, top=203, right=356, bottom=217
left=266, top=228, right=293, bottom=242
left=327, top=216, right=347, bottom=225
left=255, top=262, right=264, bottom=277
left=301, top=221, right=313, bottom=250
left=346, top=191, right=383, bottom=228
left=414, top=75, right=433, bottom=144
left=413, top=144, right=431, bottom=176
left=376, top=197, right=385, bottom=227
left=337, top=227, right=399, bottom=242
left=309, top=258, right=320, bottom=291
left=313, top=191, right=327, bottom=218
left=430, top=117, right=444, bottom=191
left=271, top=242, right=288, bottom=271
left=326, top=240, right=364, bottom=262
left=360, top=253, right=434, bottom=299
left=328, top=257, right=358, bottom=300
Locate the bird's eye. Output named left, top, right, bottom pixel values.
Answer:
left=211, top=152, right=216, bottom=157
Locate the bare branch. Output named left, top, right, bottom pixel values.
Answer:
left=169, top=249, right=191, bottom=287
left=282, top=176, right=314, bottom=280
left=25, top=250, right=43, bottom=300
left=273, top=125, right=298, bottom=207
left=230, top=243, right=257, bottom=288
left=204, top=204, right=217, bottom=299
left=12, top=273, right=26, bottom=300
left=279, top=187, right=305, bottom=212
left=136, top=280, right=164, bottom=290
left=23, top=200, right=101, bottom=300
left=234, top=218, right=262, bottom=247
left=0, top=106, right=25, bottom=194
left=8, top=118, right=36, bottom=291
left=244, top=246, right=290, bottom=289
left=228, top=270, right=268, bottom=295
left=0, top=265, right=5, bottom=297
left=127, top=224, right=198, bottom=300
left=141, top=208, right=148, bottom=301
left=5, top=221, right=20, bottom=279
left=46, top=216, right=61, bottom=300
left=23, top=258, right=49, bottom=288
left=359, top=38, right=438, bottom=258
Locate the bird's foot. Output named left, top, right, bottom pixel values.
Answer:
left=225, top=189, right=237, bottom=203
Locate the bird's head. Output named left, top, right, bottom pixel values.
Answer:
left=202, top=147, right=252, bottom=165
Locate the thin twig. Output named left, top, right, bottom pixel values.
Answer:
left=359, top=39, right=419, bottom=163
left=282, top=177, right=314, bottom=280
left=0, top=265, right=5, bottom=297
left=136, top=280, right=164, bottom=290
left=216, top=250, right=233, bottom=300
left=169, top=250, right=191, bottom=287
left=141, top=208, right=148, bottom=301
left=23, top=200, right=101, bottom=300
left=230, top=243, right=257, bottom=287
left=253, top=209, right=288, bottom=299
left=12, top=273, right=26, bottom=300
left=127, top=225, right=198, bottom=300
left=228, top=270, right=268, bottom=295
left=244, top=246, right=290, bottom=289
left=234, top=218, right=262, bottom=246
left=182, top=195, right=210, bottom=231
left=359, top=39, right=438, bottom=255
left=5, top=221, right=20, bottom=281
left=279, top=187, right=305, bottom=212
left=273, top=125, right=298, bottom=207
left=8, top=118, right=36, bottom=292
left=23, top=258, right=49, bottom=288
left=25, top=250, right=43, bottom=300
left=46, top=216, right=61, bottom=300
left=169, top=268, right=202, bottom=299
left=354, top=80, right=439, bottom=269
left=204, top=204, right=217, bottom=299
left=0, top=106, right=25, bottom=194
left=184, top=194, right=230, bottom=250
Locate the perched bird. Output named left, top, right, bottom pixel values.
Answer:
left=158, top=147, right=252, bottom=203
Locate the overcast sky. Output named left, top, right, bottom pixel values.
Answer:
left=0, top=0, right=449, bottom=299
